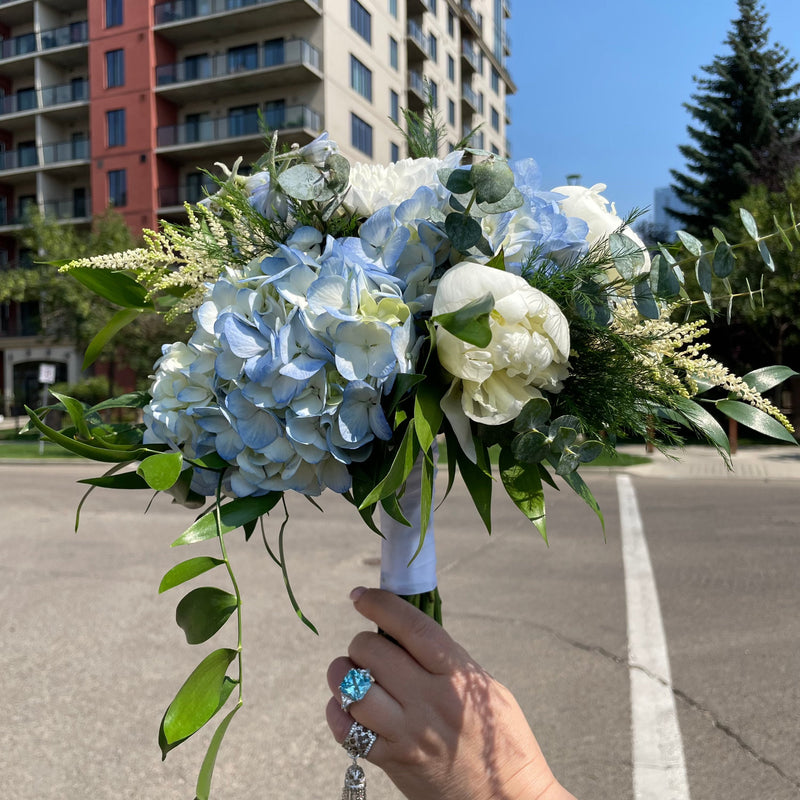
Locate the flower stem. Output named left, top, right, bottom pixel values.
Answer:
left=215, top=479, right=244, bottom=702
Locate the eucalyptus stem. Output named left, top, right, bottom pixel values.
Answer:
left=214, top=479, right=244, bottom=703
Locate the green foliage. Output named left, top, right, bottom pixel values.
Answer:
left=670, top=0, right=800, bottom=235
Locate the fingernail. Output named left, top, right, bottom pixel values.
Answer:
left=349, top=586, right=367, bottom=602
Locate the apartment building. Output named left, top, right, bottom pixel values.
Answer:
left=0, top=0, right=513, bottom=416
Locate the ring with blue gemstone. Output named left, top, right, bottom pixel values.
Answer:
left=339, top=667, right=374, bottom=711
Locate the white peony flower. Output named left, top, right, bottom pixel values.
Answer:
left=552, top=183, right=650, bottom=280
left=432, top=262, right=570, bottom=427
left=346, top=150, right=463, bottom=217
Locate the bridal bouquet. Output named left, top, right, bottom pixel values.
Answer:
left=26, top=129, right=797, bottom=797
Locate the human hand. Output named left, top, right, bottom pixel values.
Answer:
left=326, top=588, right=576, bottom=800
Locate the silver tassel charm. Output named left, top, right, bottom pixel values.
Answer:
left=341, top=760, right=366, bottom=800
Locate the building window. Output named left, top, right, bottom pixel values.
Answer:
left=491, top=66, right=500, bottom=94
left=448, top=8, right=455, bottom=37
left=390, top=142, right=400, bottom=162
left=184, top=53, right=211, bottom=82
left=106, top=108, right=126, bottom=147
left=429, top=80, right=438, bottom=108
left=105, top=49, right=125, bottom=88
left=228, top=104, right=259, bottom=137
left=264, top=38, right=286, bottom=67
left=389, top=36, right=398, bottom=70
left=491, top=143, right=500, bottom=155
left=108, top=169, right=127, bottom=207
left=351, top=113, right=373, bottom=157
left=429, top=33, right=438, bottom=63
left=228, top=43, right=258, bottom=73
left=105, top=0, right=123, bottom=28
left=477, top=90, right=484, bottom=114
left=350, top=55, right=373, bottom=102
left=447, top=54, right=455, bottom=82
left=265, top=99, right=286, bottom=130
left=16, top=87, right=36, bottom=111
left=429, top=0, right=437, bottom=15
left=350, top=0, right=371, bottom=44
left=448, top=98, right=455, bottom=126
left=491, top=106, right=500, bottom=132
left=388, top=0, right=397, bottom=18
left=390, top=89, right=399, bottom=123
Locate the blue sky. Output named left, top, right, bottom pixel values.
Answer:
left=507, top=0, right=800, bottom=220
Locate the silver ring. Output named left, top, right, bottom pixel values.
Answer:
left=339, top=667, right=374, bottom=711
left=342, top=721, right=377, bottom=759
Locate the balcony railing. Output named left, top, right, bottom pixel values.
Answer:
left=459, top=0, right=482, bottom=32
left=461, top=41, right=481, bottom=72
left=461, top=82, right=481, bottom=113
left=154, top=0, right=320, bottom=26
left=0, top=195, right=90, bottom=226
left=157, top=104, right=321, bottom=148
left=0, top=79, right=89, bottom=116
left=0, top=21, right=88, bottom=61
left=408, top=69, right=426, bottom=100
left=406, top=19, right=430, bottom=59
left=158, top=182, right=218, bottom=207
left=156, top=38, right=320, bottom=85
left=42, top=137, right=90, bottom=165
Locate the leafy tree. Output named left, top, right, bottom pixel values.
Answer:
left=0, top=208, right=188, bottom=388
left=670, top=0, right=800, bottom=236
left=712, top=171, right=800, bottom=373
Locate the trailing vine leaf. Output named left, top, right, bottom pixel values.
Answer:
left=137, top=452, right=184, bottom=491
left=159, top=648, right=238, bottom=758
left=175, top=587, right=238, bottom=644
left=159, top=557, right=225, bottom=593
left=195, top=706, right=241, bottom=800
left=172, top=493, right=283, bottom=545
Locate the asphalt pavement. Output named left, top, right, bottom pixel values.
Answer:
left=1, top=443, right=798, bottom=800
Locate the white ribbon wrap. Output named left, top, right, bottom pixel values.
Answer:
left=378, top=449, right=438, bottom=595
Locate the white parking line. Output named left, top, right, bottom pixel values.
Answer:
left=617, top=474, right=691, bottom=800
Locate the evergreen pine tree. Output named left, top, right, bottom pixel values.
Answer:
left=670, top=0, right=800, bottom=236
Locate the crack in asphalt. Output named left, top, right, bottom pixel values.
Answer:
left=546, top=626, right=800, bottom=793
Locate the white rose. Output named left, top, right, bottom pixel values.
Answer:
left=346, top=150, right=463, bottom=217
left=433, top=262, right=570, bottom=426
left=552, top=183, right=650, bottom=280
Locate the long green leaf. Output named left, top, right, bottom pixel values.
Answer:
left=454, top=439, right=492, bottom=533
left=499, top=448, right=547, bottom=542
left=25, top=406, right=150, bottom=463
left=671, top=396, right=731, bottom=455
left=716, top=399, right=797, bottom=444
left=89, top=391, right=151, bottom=412
left=195, top=705, right=241, bottom=800
left=83, top=308, right=142, bottom=369
left=559, top=469, right=605, bottom=536
left=741, top=365, right=798, bottom=394
left=68, top=266, right=153, bottom=309
left=159, top=556, right=225, bottom=593
left=79, top=471, right=151, bottom=490
left=159, top=648, right=237, bottom=758
left=433, top=293, right=494, bottom=347
left=413, top=381, right=444, bottom=454
left=172, top=493, right=283, bottom=546
left=359, top=423, right=419, bottom=509
left=49, top=391, right=92, bottom=440
left=175, top=587, right=238, bottom=644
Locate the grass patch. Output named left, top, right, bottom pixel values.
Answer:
left=584, top=451, right=651, bottom=468
left=0, top=440, right=80, bottom=459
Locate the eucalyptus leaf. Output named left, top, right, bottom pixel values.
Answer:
left=176, top=587, right=238, bottom=644
left=172, top=493, right=283, bottom=545
left=676, top=230, right=703, bottom=256
left=774, top=215, right=794, bottom=251
left=513, top=397, right=551, bottom=433
left=477, top=187, right=524, bottom=214
left=633, top=280, right=660, bottom=319
left=277, top=163, right=324, bottom=201
left=695, top=254, right=713, bottom=294
left=609, top=233, right=646, bottom=281
left=716, top=399, right=797, bottom=444
left=470, top=160, right=515, bottom=204
left=739, top=207, right=759, bottom=240
left=711, top=241, right=735, bottom=279
left=440, top=167, right=473, bottom=195
left=577, top=440, right=605, bottom=463
left=433, top=293, right=493, bottom=347
left=499, top=448, right=547, bottom=542
left=511, top=430, right=550, bottom=464
left=758, top=239, right=775, bottom=271
left=325, top=153, right=350, bottom=193
left=444, top=212, right=483, bottom=251
left=649, top=254, right=681, bottom=297
left=159, top=556, right=225, bottom=593
left=160, top=649, right=237, bottom=757
left=555, top=450, right=580, bottom=476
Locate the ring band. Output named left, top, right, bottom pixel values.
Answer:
left=339, top=667, right=374, bottom=711
left=343, top=721, right=377, bottom=759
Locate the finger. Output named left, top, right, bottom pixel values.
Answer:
left=350, top=588, right=465, bottom=675
left=347, top=630, right=425, bottom=698
left=326, top=697, right=388, bottom=765
left=327, top=657, right=405, bottom=735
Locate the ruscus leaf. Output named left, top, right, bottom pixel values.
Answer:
left=172, top=493, right=283, bottom=545
left=175, top=587, right=238, bottom=644
left=137, top=451, right=184, bottom=491
left=716, top=400, right=797, bottom=444
left=159, top=556, right=225, bottom=593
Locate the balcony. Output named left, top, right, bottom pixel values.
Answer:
left=156, top=104, right=321, bottom=161
left=459, top=0, right=482, bottom=34
left=408, top=70, right=427, bottom=104
left=0, top=20, right=87, bottom=62
left=407, top=0, right=434, bottom=15
left=504, top=101, right=511, bottom=123
left=155, top=39, right=321, bottom=102
left=0, top=79, right=88, bottom=120
left=461, top=81, right=481, bottom=114
left=0, top=2, right=35, bottom=30
left=503, top=0, right=510, bottom=17
left=406, top=19, right=429, bottom=62
left=0, top=194, right=90, bottom=228
left=153, top=0, right=321, bottom=43
left=158, top=179, right=218, bottom=209
left=461, top=41, right=480, bottom=73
